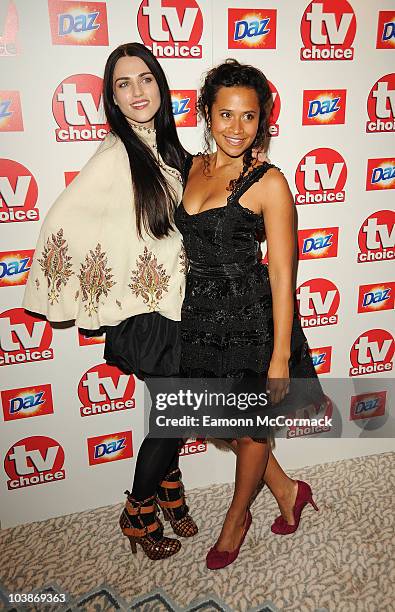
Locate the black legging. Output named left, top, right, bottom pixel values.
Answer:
left=131, top=435, right=182, bottom=499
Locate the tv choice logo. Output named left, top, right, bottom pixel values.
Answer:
left=0, top=159, right=39, bottom=224
left=295, top=148, right=347, bottom=205
left=52, top=74, right=109, bottom=142
left=0, top=308, right=54, bottom=367
left=87, top=430, right=133, bottom=465
left=296, top=278, right=340, bottom=328
left=48, top=0, right=109, bottom=46
left=171, top=90, right=197, bottom=127
left=0, top=91, right=23, bottom=131
left=357, top=282, right=395, bottom=314
left=228, top=8, right=277, bottom=49
left=302, top=89, right=346, bottom=125
left=78, top=363, right=136, bottom=417
left=268, top=81, right=280, bottom=137
left=0, top=0, right=19, bottom=56
left=350, top=391, right=387, bottom=421
left=357, top=211, right=395, bottom=263
left=309, top=346, right=332, bottom=374
left=0, top=249, right=34, bottom=287
left=349, top=329, right=394, bottom=376
left=137, top=0, right=203, bottom=59
left=78, top=329, right=105, bottom=346
left=366, top=158, right=395, bottom=191
left=300, top=0, right=356, bottom=61
left=376, top=12, right=395, bottom=49
left=179, top=437, right=207, bottom=457
left=298, top=227, right=338, bottom=260
left=1, top=384, right=54, bottom=422
left=4, top=436, right=65, bottom=490
left=366, top=74, right=395, bottom=133
left=287, top=396, right=333, bottom=438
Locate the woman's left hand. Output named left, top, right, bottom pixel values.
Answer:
left=266, top=357, right=290, bottom=404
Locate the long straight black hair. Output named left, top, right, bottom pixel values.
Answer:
left=103, top=42, right=187, bottom=238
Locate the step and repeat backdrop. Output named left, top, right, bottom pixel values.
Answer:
left=1, top=0, right=394, bottom=527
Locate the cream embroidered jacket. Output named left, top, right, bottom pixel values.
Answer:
left=23, top=127, right=186, bottom=329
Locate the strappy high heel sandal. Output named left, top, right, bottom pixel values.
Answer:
left=156, top=468, right=198, bottom=538
left=119, top=491, right=181, bottom=559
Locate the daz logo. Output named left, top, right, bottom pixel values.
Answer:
left=78, top=363, right=136, bottom=417
left=366, top=158, right=395, bottom=191
left=349, top=329, right=394, bottom=376
left=0, top=159, right=39, bottom=224
left=303, top=89, right=346, bottom=125
left=87, top=430, right=133, bottom=465
left=0, top=91, right=23, bottom=131
left=78, top=329, right=104, bottom=346
left=48, top=0, right=109, bottom=46
left=357, top=282, right=395, bottom=314
left=268, top=80, right=280, bottom=137
left=171, top=90, right=197, bottom=127
left=1, top=384, right=54, bottom=421
left=310, top=346, right=332, bottom=374
left=295, top=148, right=347, bottom=205
left=376, top=12, right=395, bottom=49
left=357, top=211, right=395, bottom=263
left=296, top=278, right=340, bottom=328
left=4, top=436, right=65, bottom=490
left=0, top=308, right=54, bottom=367
left=228, top=8, right=277, bottom=49
left=298, top=227, right=339, bottom=260
left=137, top=0, right=203, bottom=59
left=350, top=391, right=387, bottom=421
left=0, top=0, right=19, bottom=56
left=301, top=0, right=356, bottom=61
left=0, top=250, right=34, bottom=287
left=366, top=74, right=395, bottom=133
left=53, top=74, right=108, bottom=142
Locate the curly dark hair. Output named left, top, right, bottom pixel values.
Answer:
left=197, top=59, right=273, bottom=159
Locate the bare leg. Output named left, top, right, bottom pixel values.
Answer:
left=215, top=437, right=269, bottom=552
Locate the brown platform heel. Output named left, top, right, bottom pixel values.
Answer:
left=119, top=491, right=181, bottom=560
left=156, top=468, right=198, bottom=538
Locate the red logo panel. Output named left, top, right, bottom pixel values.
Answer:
left=64, top=171, right=79, bottom=186
left=268, top=80, right=280, bottom=137
left=366, top=74, right=395, bottom=133
left=0, top=308, right=54, bottom=367
left=295, top=148, right=347, bottom=205
left=179, top=438, right=207, bottom=457
left=296, top=278, right=340, bottom=328
left=0, top=0, right=19, bottom=56
left=376, top=12, right=395, bottom=49
left=302, top=89, right=346, bottom=125
left=350, top=391, right=386, bottom=420
left=298, top=227, right=339, bottom=260
left=357, top=210, right=395, bottom=263
left=78, top=329, right=105, bottom=346
left=137, top=0, right=203, bottom=59
left=0, top=91, right=23, bottom=131
left=0, top=249, right=34, bottom=286
left=357, top=283, right=395, bottom=314
left=366, top=158, right=395, bottom=191
left=171, top=90, right=197, bottom=127
left=52, top=74, right=109, bottom=142
left=78, top=363, right=136, bottom=417
left=87, top=430, right=133, bottom=465
left=349, top=329, right=394, bottom=376
left=309, top=346, right=332, bottom=374
left=228, top=9, right=277, bottom=49
left=2, top=384, right=54, bottom=421
left=48, top=1, right=109, bottom=46
left=4, top=436, right=65, bottom=490
left=0, top=159, right=39, bottom=224
left=300, top=0, right=356, bottom=61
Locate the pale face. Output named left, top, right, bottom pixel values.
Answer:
left=112, top=55, right=161, bottom=128
left=209, top=86, right=260, bottom=158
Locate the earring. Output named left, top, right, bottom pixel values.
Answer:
left=207, top=117, right=211, bottom=130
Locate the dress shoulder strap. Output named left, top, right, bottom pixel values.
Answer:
left=229, top=162, right=280, bottom=201
left=181, top=153, right=194, bottom=187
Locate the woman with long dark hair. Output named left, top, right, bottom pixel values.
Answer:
left=23, top=43, right=197, bottom=560
left=175, top=59, right=325, bottom=570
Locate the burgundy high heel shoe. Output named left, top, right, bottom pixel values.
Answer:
left=271, top=480, right=319, bottom=535
left=206, top=509, right=252, bottom=570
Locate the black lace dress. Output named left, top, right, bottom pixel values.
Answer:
left=174, top=158, right=325, bottom=432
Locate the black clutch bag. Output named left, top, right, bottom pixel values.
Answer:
left=103, top=312, right=180, bottom=379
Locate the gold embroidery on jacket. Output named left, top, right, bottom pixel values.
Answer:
left=38, top=229, right=74, bottom=304
left=78, top=244, right=115, bottom=315
left=129, top=246, right=170, bottom=311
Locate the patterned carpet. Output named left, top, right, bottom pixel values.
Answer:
left=0, top=452, right=394, bottom=612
